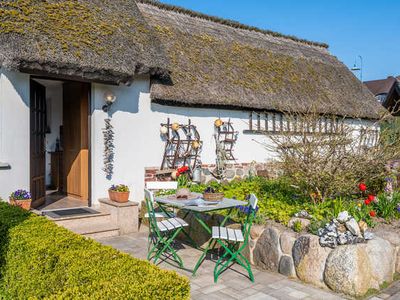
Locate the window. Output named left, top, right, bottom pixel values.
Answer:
left=246, top=112, right=344, bottom=135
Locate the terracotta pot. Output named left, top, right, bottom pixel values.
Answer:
left=108, top=190, right=130, bottom=203
left=10, top=199, right=32, bottom=210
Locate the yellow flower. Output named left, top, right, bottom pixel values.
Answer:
left=357, top=203, right=362, bottom=208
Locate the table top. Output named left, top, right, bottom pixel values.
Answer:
left=155, top=195, right=247, bottom=212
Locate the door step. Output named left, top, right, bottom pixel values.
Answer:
left=41, top=207, right=120, bottom=238
left=72, top=223, right=120, bottom=239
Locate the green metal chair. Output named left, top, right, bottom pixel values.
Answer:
left=211, top=194, right=258, bottom=283
left=144, top=188, right=188, bottom=267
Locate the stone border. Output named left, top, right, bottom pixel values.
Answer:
left=247, top=224, right=400, bottom=297
left=145, top=161, right=282, bottom=183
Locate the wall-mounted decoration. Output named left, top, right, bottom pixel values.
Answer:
left=160, top=118, right=202, bottom=172
left=213, top=119, right=238, bottom=179
left=103, top=118, right=115, bottom=179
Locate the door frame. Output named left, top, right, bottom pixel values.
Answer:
left=30, top=76, right=92, bottom=207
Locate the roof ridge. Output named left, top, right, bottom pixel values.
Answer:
left=137, top=0, right=329, bottom=49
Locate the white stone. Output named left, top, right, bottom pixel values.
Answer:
left=345, top=218, right=361, bottom=236
left=337, top=211, right=350, bottom=223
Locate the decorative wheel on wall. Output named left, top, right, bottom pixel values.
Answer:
left=213, top=119, right=238, bottom=179
left=159, top=118, right=202, bottom=173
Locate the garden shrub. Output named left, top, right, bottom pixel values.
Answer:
left=0, top=202, right=190, bottom=300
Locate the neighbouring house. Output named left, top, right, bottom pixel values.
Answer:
left=364, top=76, right=400, bottom=115
left=0, top=0, right=382, bottom=209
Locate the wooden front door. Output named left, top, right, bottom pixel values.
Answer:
left=30, top=80, right=46, bottom=208
left=63, top=82, right=90, bottom=201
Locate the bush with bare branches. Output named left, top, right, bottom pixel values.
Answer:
left=264, top=110, right=400, bottom=202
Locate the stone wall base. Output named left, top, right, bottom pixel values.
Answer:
left=145, top=161, right=282, bottom=184
left=247, top=223, right=400, bottom=297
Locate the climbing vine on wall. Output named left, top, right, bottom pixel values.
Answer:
left=103, top=118, right=114, bottom=179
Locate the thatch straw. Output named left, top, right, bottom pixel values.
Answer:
left=0, top=0, right=169, bottom=84
left=138, top=1, right=383, bottom=119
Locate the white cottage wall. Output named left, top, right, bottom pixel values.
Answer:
left=0, top=71, right=380, bottom=206
left=0, top=69, right=30, bottom=201
left=90, top=77, right=377, bottom=205
left=91, top=77, right=275, bottom=205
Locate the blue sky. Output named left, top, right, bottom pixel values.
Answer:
left=160, top=0, right=399, bottom=81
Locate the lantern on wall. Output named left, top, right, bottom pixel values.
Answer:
left=214, top=118, right=223, bottom=127
left=171, top=123, right=180, bottom=131
left=102, top=91, right=117, bottom=112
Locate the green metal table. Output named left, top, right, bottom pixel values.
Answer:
left=155, top=195, right=247, bottom=275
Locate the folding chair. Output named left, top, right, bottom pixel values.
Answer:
left=144, top=181, right=178, bottom=219
left=144, top=189, right=188, bottom=267
left=211, top=194, right=258, bottom=283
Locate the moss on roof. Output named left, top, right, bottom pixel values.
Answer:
left=0, top=0, right=169, bottom=83
left=139, top=2, right=383, bottom=119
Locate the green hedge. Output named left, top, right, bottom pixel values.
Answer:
left=0, top=202, right=190, bottom=299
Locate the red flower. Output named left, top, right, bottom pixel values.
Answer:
left=367, top=194, right=375, bottom=202
left=364, top=199, right=371, bottom=205
left=177, top=166, right=189, bottom=173
left=369, top=210, right=376, bottom=217
left=358, top=183, right=367, bottom=192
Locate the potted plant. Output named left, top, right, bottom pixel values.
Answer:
left=108, top=184, right=130, bottom=203
left=175, top=166, right=191, bottom=198
left=9, top=189, right=32, bottom=210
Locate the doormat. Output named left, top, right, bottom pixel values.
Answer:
left=42, top=207, right=100, bottom=219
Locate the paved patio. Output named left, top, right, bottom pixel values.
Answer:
left=96, top=229, right=347, bottom=300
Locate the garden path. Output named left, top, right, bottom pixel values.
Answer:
left=96, top=228, right=346, bottom=300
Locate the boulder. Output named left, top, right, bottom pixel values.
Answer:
left=293, top=235, right=331, bottom=288
left=280, top=231, right=297, bottom=255
left=279, top=255, right=296, bottom=278
left=250, top=225, right=265, bottom=240
left=375, top=230, right=400, bottom=246
left=365, top=237, right=395, bottom=286
left=345, top=218, right=361, bottom=237
left=253, top=226, right=282, bottom=271
left=324, top=245, right=373, bottom=297
left=396, top=247, right=400, bottom=273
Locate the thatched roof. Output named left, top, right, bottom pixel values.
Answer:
left=138, top=0, right=383, bottom=119
left=0, top=0, right=169, bottom=84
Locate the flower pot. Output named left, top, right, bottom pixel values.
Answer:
left=108, top=190, right=130, bottom=203
left=10, top=199, right=32, bottom=210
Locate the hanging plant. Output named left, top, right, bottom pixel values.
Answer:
left=103, top=118, right=115, bottom=179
